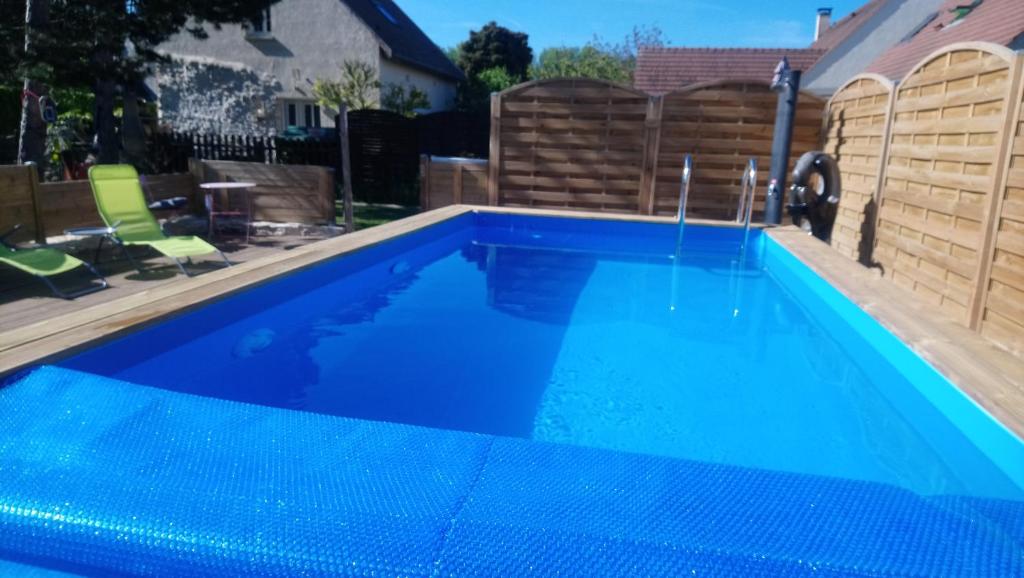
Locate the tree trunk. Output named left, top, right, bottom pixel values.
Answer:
left=94, top=78, right=119, bottom=164
left=16, top=0, right=49, bottom=167
left=121, top=86, right=147, bottom=167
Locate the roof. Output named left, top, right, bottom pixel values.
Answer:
left=810, top=0, right=889, bottom=51
left=866, top=0, right=1024, bottom=80
left=634, top=48, right=826, bottom=94
left=343, top=0, right=464, bottom=82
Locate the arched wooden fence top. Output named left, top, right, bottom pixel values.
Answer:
left=650, top=79, right=826, bottom=218
left=496, top=77, right=649, bottom=99
left=873, top=41, right=1021, bottom=326
left=823, top=73, right=897, bottom=264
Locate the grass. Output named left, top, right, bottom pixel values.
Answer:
left=336, top=201, right=420, bottom=231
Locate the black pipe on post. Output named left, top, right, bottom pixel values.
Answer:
left=764, top=58, right=801, bottom=225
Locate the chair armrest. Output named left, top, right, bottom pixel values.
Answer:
left=0, top=224, right=23, bottom=248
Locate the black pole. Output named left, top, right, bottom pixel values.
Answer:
left=764, top=68, right=801, bottom=225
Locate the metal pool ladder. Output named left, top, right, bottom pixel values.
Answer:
left=735, top=158, right=758, bottom=251
left=676, top=154, right=693, bottom=223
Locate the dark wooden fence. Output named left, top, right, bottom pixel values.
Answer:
left=148, top=109, right=489, bottom=206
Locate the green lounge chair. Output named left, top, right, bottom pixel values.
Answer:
left=0, top=224, right=108, bottom=299
left=88, top=164, right=230, bottom=276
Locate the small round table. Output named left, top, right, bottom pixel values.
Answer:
left=200, top=181, right=256, bottom=243
left=64, top=225, right=121, bottom=266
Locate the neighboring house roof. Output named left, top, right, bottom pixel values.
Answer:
left=343, top=0, right=464, bottom=82
left=634, top=47, right=825, bottom=94
left=803, top=0, right=947, bottom=96
left=866, top=0, right=1024, bottom=80
left=810, top=0, right=890, bottom=52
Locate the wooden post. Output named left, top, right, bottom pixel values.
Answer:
left=487, top=93, right=501, bottom=206
left=864, top=80, right=899, bottom=266
left=419, top=154, right=431, bottom=210
left=337, top=105, right=355, bottom=233
left=187, top=157, right=206, bottom=214
left=25, top=163, right=45, bottom=243
left=968, top=53, right=1024, bottom=330
left=640, top=95, right=664, bottom=215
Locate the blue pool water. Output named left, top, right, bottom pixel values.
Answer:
left=60, top=212, right=1022, bottom=501
left=4, top=211, right=1024, bottom=575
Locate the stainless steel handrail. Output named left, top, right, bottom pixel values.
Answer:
left=676, top=154, right=693, bottom=223
left=735, top=158, right=757, bottom=227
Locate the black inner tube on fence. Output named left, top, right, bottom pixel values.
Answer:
left=787, top=151, right=842, bottom=242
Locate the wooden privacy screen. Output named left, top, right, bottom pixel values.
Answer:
left=978, top=58, right=1024, bottom=356
left=0, top=165, right=43, bottom=243
left=487, top=78, right=825, bottom=218
left=653, top=81, right=825, bottom=219
left=873, top=44, right=1019, bottom=326
left=420, top=156, right=488, bottom=209
left=822, top=74, right=895, bottom=264
left=193, top=160, right=335, bottom=224
left=491, top=79, right=655, bottom=213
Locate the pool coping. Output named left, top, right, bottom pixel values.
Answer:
left=0, top=205, right=1020, bottom=440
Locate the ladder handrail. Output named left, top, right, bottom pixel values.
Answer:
left=676, top=154, right=692, bottom=223
left=735, top=158, right=758, bottom=226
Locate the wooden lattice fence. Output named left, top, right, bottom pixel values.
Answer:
left=873, top=44, right=1020, bottom=327
left=652, top=80, right=825, bottom=219
left=822, top=74, right=895, bottom=264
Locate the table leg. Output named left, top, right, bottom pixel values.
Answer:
left=205, top=191, right=214, bottom=238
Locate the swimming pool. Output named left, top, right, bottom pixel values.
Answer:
left=2, top=210, right=1022, bottom=576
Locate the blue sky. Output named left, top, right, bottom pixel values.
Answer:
left=399, top=0, right=866, bottom=52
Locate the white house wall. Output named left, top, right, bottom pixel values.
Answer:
left=153, top=0, right=382, bottom=135
left=379, top=59, right=457, bottom=113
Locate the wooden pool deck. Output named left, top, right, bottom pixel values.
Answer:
left=0, top=205, right=1021, bottom=440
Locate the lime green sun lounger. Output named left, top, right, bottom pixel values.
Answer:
left=88, top=164, right=230, bottom=276
left=0, top=224, right=108, bottom=299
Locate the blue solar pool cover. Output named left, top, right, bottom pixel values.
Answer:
left=1, top=366, right=1021, bottom=576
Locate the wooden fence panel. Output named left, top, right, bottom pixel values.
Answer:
left=420, top=156, right=489, bottom=210
left=0, top=165, right=42, bottom=243
left=495, top=79, right=652, bottom=213
left=194, top=160, right=334, bottom=224
left=874, top=44, right=1018, bottom=326
left=978, top=56, right=1024, bottom=355
left=652, top=81, right=826, bottom=219
left=823, top=74, right=895, bottom=264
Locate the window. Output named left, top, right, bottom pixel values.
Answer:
left=287, top=103, right=297, bottom=127
left=373, top=0, right=400, bottom=25
left=282, top=101, right=321, bottom=130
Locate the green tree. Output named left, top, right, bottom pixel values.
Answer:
left=381, top=83, right=430, bottom=117
left=456, top=22, right=532, bottom=80
left=529, top=25, right=668, bottom=84
left=312, top=60, right=380, bottom=111
left=455, top=66, right=517, bottom=114
left=4, top=0, right=280, bottom=164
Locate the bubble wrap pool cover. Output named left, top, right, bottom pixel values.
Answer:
left=1, top=366, right=1021, bottom=577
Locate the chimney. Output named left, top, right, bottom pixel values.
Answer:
left=815, top=7, right=832, bottom=41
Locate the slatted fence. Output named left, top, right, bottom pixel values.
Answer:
left=821, top=74, right=895, bottom=264
left=653, top=80, right=826, bottom=219
left=192, top=160, right=335, bottom=224
left=873, top=44, right=1019, bottom=327
left=419, top=156, right=488, bottom=209
left=490, top=79, right=655, bottom=213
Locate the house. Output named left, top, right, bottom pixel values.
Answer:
left=801, top=0, right=946, bottom=95
left=150, top=0, right=463, bottom=136
left=633, top=1, right=977, bottom=97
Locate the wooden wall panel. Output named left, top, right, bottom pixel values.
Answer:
left=979, top=56, right=1024, bottom=356
left=195, top=161, right=334, bottom=224
left=420, top=156, right=488, bottom=209
left=874, top=46, right=1017, bottom=326
left=495, top=79, right=653, bottom=213
left=652, top=81, right=826, bottom=219
left=822, top=74, right=895, bottom=263
left=0, top=165, right=42, bottom=243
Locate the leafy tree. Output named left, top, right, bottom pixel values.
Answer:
left=529, top=25, right=669, bottom=84
left=381, top=83, right=430, bottom=117
left=312, top=60, right=380, bottom=111
left=4, top=0, right=280, bottom=164
left=456, top=22, right=532, bottom=80
left=455, top=66, right=517, bottom=114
